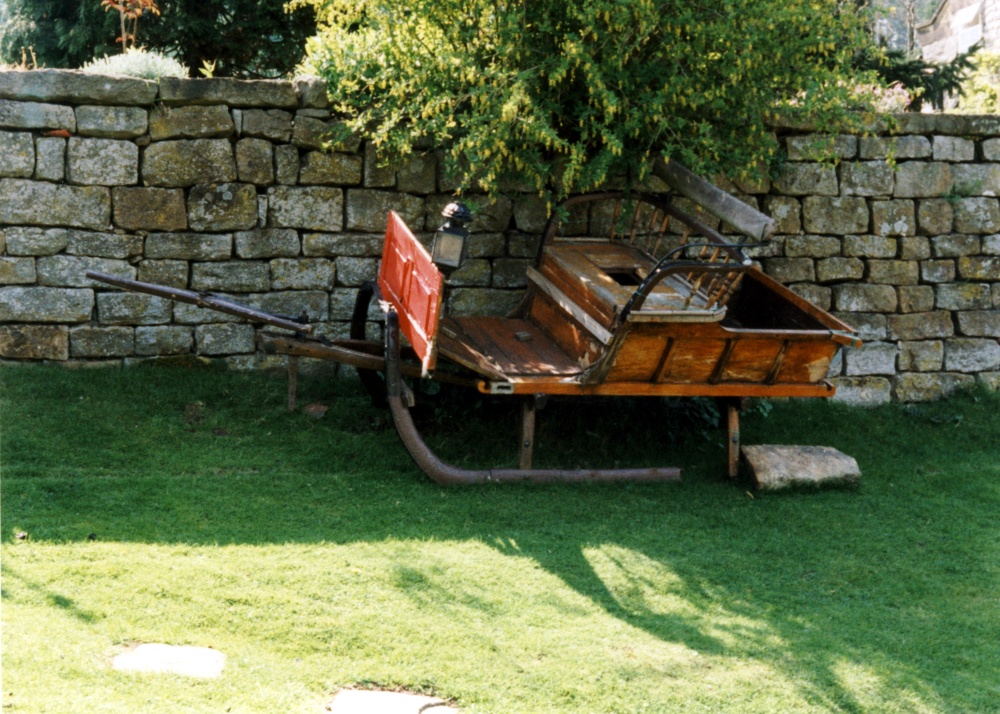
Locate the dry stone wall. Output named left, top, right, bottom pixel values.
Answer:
left=1, top=70, right=998, bottom=404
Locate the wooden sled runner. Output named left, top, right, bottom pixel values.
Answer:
left=89, top=164, right=860, bottom=484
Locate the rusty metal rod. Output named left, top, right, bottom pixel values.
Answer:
left=384, top=311, right=682, bottom=485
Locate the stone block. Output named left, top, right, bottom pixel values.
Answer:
left=802, top=196, right=868, bottom=234
left=871, top=200, right=915, bottom=236
left=112, top=187, right=187, bottom=231
left=149, top=105, right=233, bottom=141
left=0, top=99, right=75, bottom=131
left=135, top=325, right=193, bottom=356
left=867, top=259, right=919, bottom=285
left=137, top=259, right=189, bottom=288
left=773, top=163, right=837, bottom=196
left=844, top=341, right=897, bottom=375
left=159, top=78, right=297, bottom=108
left=830, top=376, right=892, bottom=406
left=899, top=236, right=930, bottom=260
left=145, top=233, right=232, bottom=261
left=832, top=312, right=886, bottom=340
left=303, top=233, right=383, bottom=257
left=920, top=259, right=955, bottom=283
left=66, top=137, right=138, bottom=186
left=834, top=284, right=897, bottom=312
left=0, top=179, right=110, bottom=230
left=96, top=292, right=172, bottom=325
left=142, top=139, right=236, bottom=187
left=840, top=161, right=893, bottom=196
left=944, top=338, right=1000, bottom=372
left=274, top=144, right=300, bottom=186
left=235, top=138, right=275, bottom=185
left=0, top=257, right=36, bottom=284
left=957, top=310, right=1000, bottom=337
left=952, top=163, right=1000, bottom=196
left=396, top=153, right=437, bottom=194
left=0, top=132, right=34, bottom=177
left=448, top=288, right=523, bottom=317
left=816, top=257, right=864, bottom=283
left=269, top=258, right=335, bottom=290
left=187, top=183, right=258, bottom=231
left=345, top=189, right=424, bottom=232
left=859, top=135, right=931, bottom=160
left=4, top=227, right=68, bottom=256
left=484, top=232, right=518, bottom=258
left=0, top=325, right=69, bottom=360
left=985, top=234, right=1000, bottom=255
left=235, top=228, right=300, bottom=258
left=958, top=256, right=1000, bottom=281
left=843, top=234, right=896, bottom=258
left=191, top=261, right=270, bottom=292
left=894, top=372, right=975, bottom=401
left=66, top=230, right=143, bottom=259
left=764, top=257, right=814, bottom=283
left=764, top=196, right=801, bottom=234
left=447, top=259, right=491, bottom=287
left=292, top=117, right=359, bottom=152
left=898, top=340, right=943, bottom=371
left=0, top=286, right=93, bottom=322
left=492, top=259, right=529, bottom=288
left=330, top=288, right=379, bottom=321
left=363, top=143, right=396, bottom=188
left=888, top=310, right=954, bottom=340
left=75, top=105, right=147, bottom=138
left=173, top=299, right=241, bottom=324
left=241, top=109, right=293, bottom=141
left=789, top=283, right=832, bottom=310
left=299, top=151, right=362, bottom=185
left=247, top=291, right=330, bottom=323
left=933, top=136, right=975, bottom=162
left=917, top=199, right=952, bottom=235
left=194, top=323, right=256, bottom=355
left=894, top=162, right=952, bottom=198
left=512, top=196, right=549, bottom=234
left=34, top=136, right=65, bottom=181
left=36, top=255, right=134, bottom=287
left=978, top=372, right=1000, bottom=390
left=742, top=444, right=860, bottom=491
left=786, top=134, right=857, bottom=161
left=293, top=76, right=330, bottom=109
left=0, top=70, right=156, bottom=105
left=952, top=197, right=1000, bottom=234
left=268, top=186, right=344, bottom=231
left=936, top=282, right=993, bottom=310
left=984, top=139, right=1000, bottom=161
left=335, top=257, right=378, bottom=286
left=931, top=234, right=979, bottom=257
left=898, top=285, right=935, bottom=313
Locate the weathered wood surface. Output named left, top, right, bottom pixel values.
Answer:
left=741, top=445, right=861, bottom=491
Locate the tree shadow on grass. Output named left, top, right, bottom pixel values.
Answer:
left=3, top=366, right=998, bottom=711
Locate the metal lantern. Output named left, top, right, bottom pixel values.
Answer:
left=431, top=202, right=472, bottom=273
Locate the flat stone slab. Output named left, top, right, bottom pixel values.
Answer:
left=742, top=445, right=861, bottom=491
left=112, top=644, right=225, bottom=678
left=327, top=689, right=458, bottom=713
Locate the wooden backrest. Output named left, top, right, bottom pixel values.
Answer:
left=378, top=211, right=444, bottom=375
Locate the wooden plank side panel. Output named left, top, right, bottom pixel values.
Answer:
left=719, top=339, right=785, bottom=383
left=658, top=338, right=729, bottom=383
left=603, top=334, right=670, bottom=382
left=527, top=292, right=604, bottom=369
left=378, top=211, right=444, bottom=373
left=773, top=341, right=839, bottom=384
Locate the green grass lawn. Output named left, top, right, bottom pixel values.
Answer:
left=2, top=363, right=998, bottom=713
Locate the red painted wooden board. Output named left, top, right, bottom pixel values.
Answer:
left=378, top=211, right=444, bottom=374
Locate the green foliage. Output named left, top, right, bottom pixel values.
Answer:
left=298, top=0, right=880, bottom=199
left=80, top=46, right=189, bottom=79
left=856, top=45, right=977, bottom=111
left=957, top=51, right=1000, bottom=114
left=0, top=0, right=317, bottom=78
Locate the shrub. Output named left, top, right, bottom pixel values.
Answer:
left=297, top=0, right=881, bottom=200
left=80, top=47, right=188, bottom=79
left=957, top=52, right=1000, bottom=114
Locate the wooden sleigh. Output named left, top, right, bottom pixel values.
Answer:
left=89, top=164, right=860, bottom=485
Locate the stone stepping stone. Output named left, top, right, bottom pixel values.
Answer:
left=112, top=643, right=226, bottom=678
left=327, top=689, right=458, bottom=713
left=742, top=445, right=861, bottom=491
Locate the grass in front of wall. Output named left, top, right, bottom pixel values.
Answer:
left=2, top=363, right=998, bottom=713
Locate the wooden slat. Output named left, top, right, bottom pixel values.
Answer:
left=444, top=316, right=582, bottom=377
left=476, top=377, right=837, bottom=399
left=526, top=268, right=613, bottom=344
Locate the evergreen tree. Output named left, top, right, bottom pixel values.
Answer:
left=0, top=0, right=317, bottom=78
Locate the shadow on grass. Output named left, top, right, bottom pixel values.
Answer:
left=3, top=364, right=998, bottom=711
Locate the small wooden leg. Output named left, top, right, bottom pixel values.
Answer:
left=726, top=400, right=740, bottom=479
left=519, top=397, right=537, bottom=470
left=287, top=355, right=298, bottom=412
